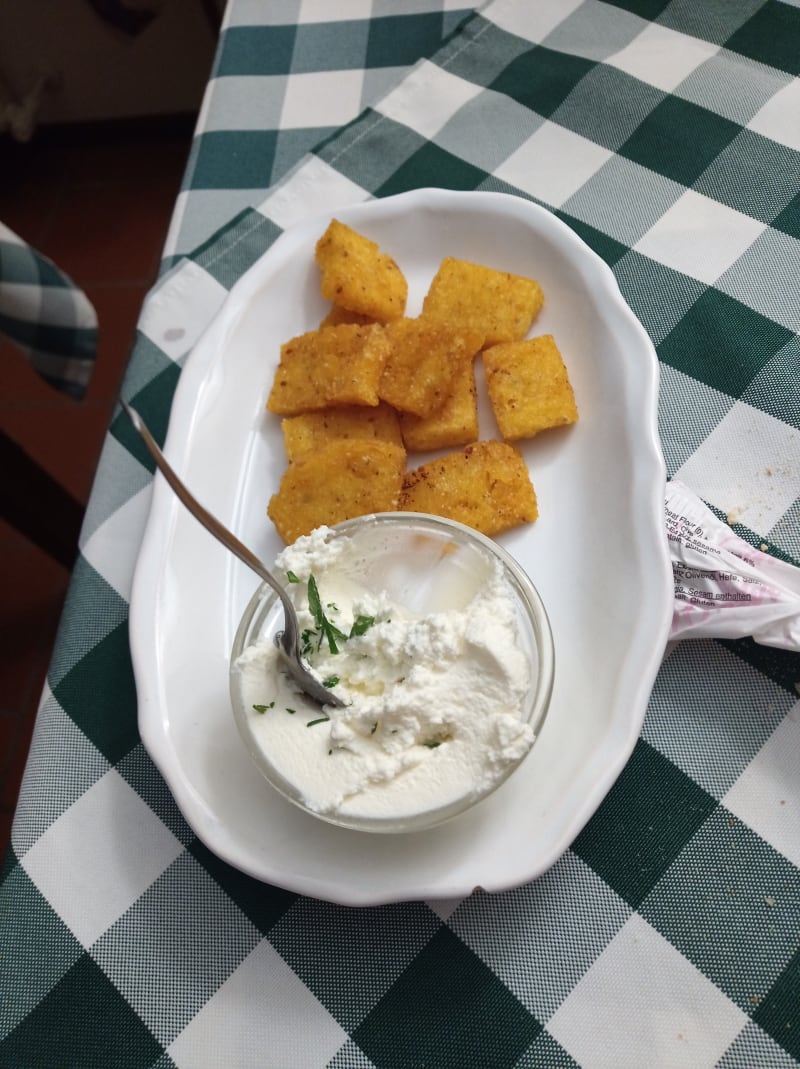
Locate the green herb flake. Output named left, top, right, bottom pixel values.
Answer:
left=287, top=571, right=300, bottom=583
left=370, top=722, right=378, bottom=735
left=285, top=707, right=296, bottom=715
left=252, top=702, right=274, bottom=714
left=307, top=575, right=347, bottom=654
left=322, top=675, right=340, bottom=688
left=307, top=716, right=330, bottom=728
left=350, top=614, right=375, bottom=638
left=423, top=740, right=442, bottom=749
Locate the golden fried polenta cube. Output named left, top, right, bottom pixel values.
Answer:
left=379, top=319, right=483, bottom=417
left=281, top=402, right=402, bottom=461
left=399, top=359, right=478, bottom=452
left=315, top=219, right=407, bottom=322
left=268, top=439, right=406, bottom=543
left=483, top=335, right=578, bottom=440
left=398, top=440, right=538, bottom=536
left=267, top=323, right=389, bottom=416
left=319, top=304, right=376, bottom=329
left=422, top=257, right=543, bottom=345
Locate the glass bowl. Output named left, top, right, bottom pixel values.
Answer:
left=229, top=512, right=555, bottom=833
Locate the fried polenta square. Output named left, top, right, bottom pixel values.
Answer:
left=483, top=335, right=578, bottom=440
left=268, top=439, right=406, bottom=543
left=398, top=440, right=538, bottom=536
left=315, top=219, right=407, bottom=322
left=281, top=402, right=403, bottom=461
left=379, top=319, right=484, bottom=417
left=319, top=304, right=376, bottom=329
left=422, top=257, right=543, bottom=345
left=267, top=323, right=389, bottom=416
left=399, top=358, right=478, bottom=452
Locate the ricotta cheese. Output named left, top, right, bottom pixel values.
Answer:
left=232, top=526, right=535, bottom=824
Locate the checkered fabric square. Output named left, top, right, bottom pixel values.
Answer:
left=0, top=221, right=98, bottom=397
left=2, top=1, right=799, bottom=1066
left=165, top=0, right=475, bottom=264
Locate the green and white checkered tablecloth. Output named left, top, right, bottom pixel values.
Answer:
left=0, top=221, right=98, bottom=398
left=3, top=1, right=800, bottom=1066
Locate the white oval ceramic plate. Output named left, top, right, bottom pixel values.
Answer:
left=130, top=189, right=673, bottom=905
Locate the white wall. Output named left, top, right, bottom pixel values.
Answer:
left=0, top=0, right=218, bottom=127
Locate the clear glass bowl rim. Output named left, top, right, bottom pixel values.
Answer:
left=229, top=511, right=555, bottom=834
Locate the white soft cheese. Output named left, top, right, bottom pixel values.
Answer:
left=233, top=527, right=534, bottom=822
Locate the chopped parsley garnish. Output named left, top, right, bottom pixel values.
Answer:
left=350, top=614, right=375, bottom=638
left=306, top=716, right=330, bottom=728
left=286, top=570, right=300, bottom=583
left=252, top=702, right=274, bottom=714
left=370, top=722, right=378, bottom=735
left=307, top=574, right=347, bottom=654
left=285, top=707, right=296, bottom=715
left=423, top=740, right=442, bottom=749
left=322, top=675, right=340, bottom=688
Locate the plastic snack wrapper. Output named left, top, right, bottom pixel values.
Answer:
left=666, top=479, right=800, bottom=652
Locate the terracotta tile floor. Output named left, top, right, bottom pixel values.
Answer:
left=1, top=120, right=194, bottom=854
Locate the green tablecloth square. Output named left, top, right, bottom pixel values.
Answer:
left=752, top=945, right=800, bottom=1061
left=773, top=193, right=800, bottom=241
left=436, top=17, right=533, bottom=87
left=619, top=94, right=743, bottom=187
left=516, top=1030, right=581, bottom=1067
left=117, top=746, right=195, bottom=847
left=434, top=92, right=544, bottom=173
left=718, top=228, right=800, bottom=334
left=52, top=622, right=139, bottom=766
left=562, top=155, right=685, bottom=246
left=572, top=739, right=718, bottom=909
left=191, top=208, right=282, bottom=289
left=659, top=0, right=764, bottom=44
left=491, top=45, right=597, bottom=118
left=216, top=24, right=298, bottom=77
left=675, top=49, right=793, bottom=125
left=743, top=339, right=800, bottom=431
left=365, top=11, right=450, bottom=68
left=0, top=863, right=84, bottom=1040
left=544, top=0, right=646, bottom=61
left=328, top=1038, right=377, bottom=1068
left=641, top=642, right=793, bottom=799
left=317, top=112, right=427, bottom=191
left=612, top=251, right=706, bottom=345
left=91, top=852, right=262, bottom=1045
left=657, top=366, right=735, bottom=476
left=274, top=125, right=339, bottom=184
left=270, top=899, right=441, bottom=1032
left=658, top=287, right=793, bottom=397
left=609, top=0, right=672, bottom=20
left=694, top=130, right=800, bottom=224
left=725, top=0, right=800, bottom=76
left=113, top=362, right=183, bottom=472
left=290, top=18, right=371, bottom=73
left=640, top=807, right=800, bottom=1012
left=47, top=557, right=131, bottom=689
left=189, top=129, right=280, bottom=191
left=352, top=926, right=542, bottom=1067
left=551, top=64, right=666, bottom=150
left=0, top=954, right=163, bottom=1068
left=375, top=140, right=490, bottom=197
left=719, top=637, right=800, bottom=696
left=553, top=210, right=630, bottom=265
left=449, top=853, right=632, bottom=1021
left=187, top=838, right=298, bottom=935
